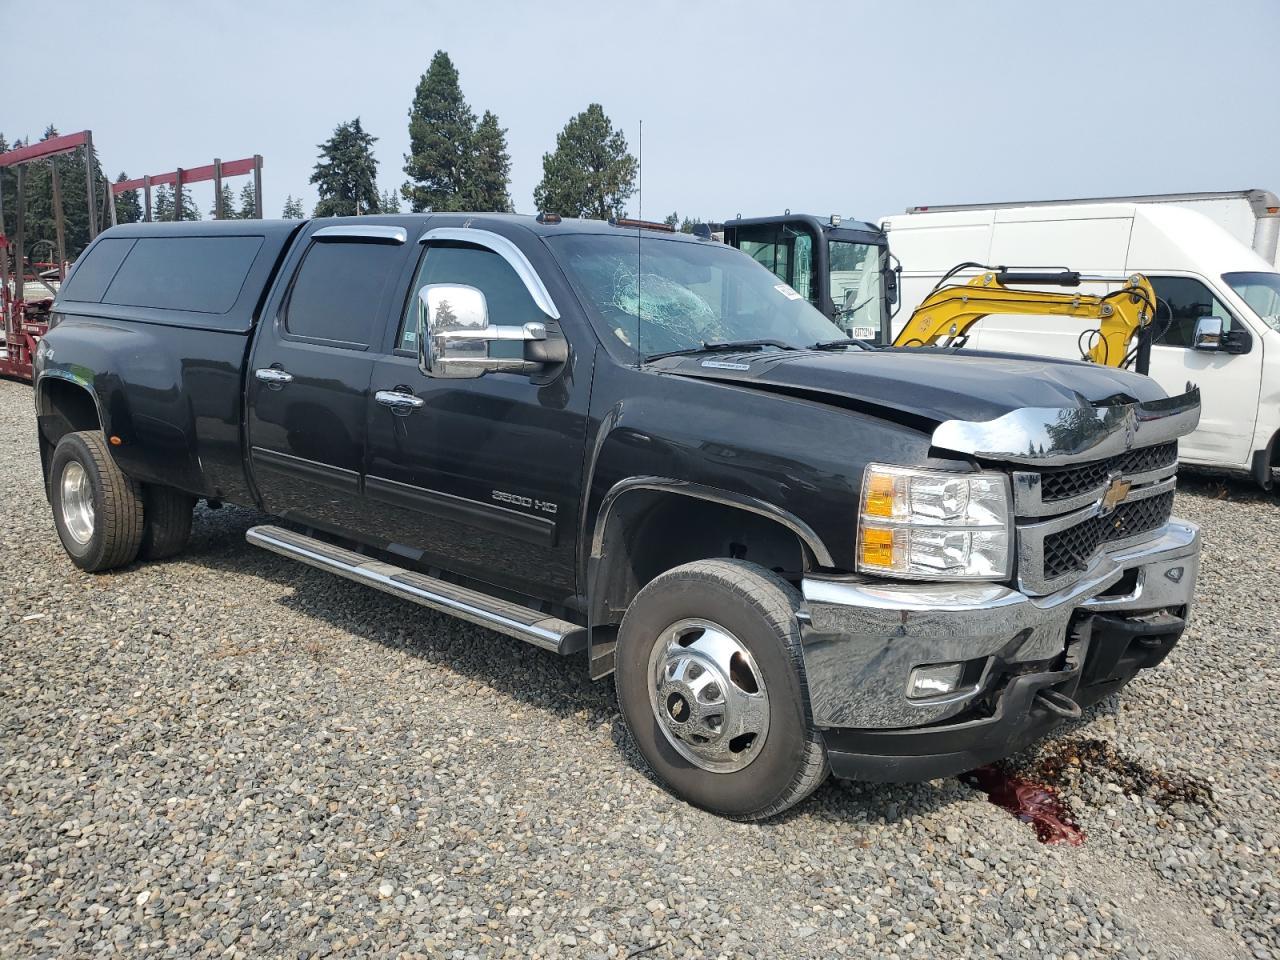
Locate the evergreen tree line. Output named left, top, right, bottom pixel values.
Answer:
left=309, top=50, right=646, bottom=222
left=4, top=50, right=684, bottom=259
left=0, top=126, right=111, bottom=263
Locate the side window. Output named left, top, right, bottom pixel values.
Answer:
left=1149, top=276, right=1234, bottom=349
left=285, top=239, right=403, bottom=347
left=396, top=243, right=544, bottom=353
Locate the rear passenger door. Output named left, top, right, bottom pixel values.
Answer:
left=246, top=224, right=410, bottom=534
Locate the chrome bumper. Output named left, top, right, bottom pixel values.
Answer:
left=800, top=519, right=1200, bottom=730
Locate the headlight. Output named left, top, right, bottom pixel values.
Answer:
left=857, top=463, right=1011, bottom=580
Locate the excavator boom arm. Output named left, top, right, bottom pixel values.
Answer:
left=892, top=271, right=1156, bottom=370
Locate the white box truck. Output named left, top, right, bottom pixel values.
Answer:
left=881, top=202, right=1280, bottom=488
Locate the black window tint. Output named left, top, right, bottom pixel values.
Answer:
left=286, top=240, right=403, bottom=346
left=102, top=236, right=264, bottom=314
left=396, top=243, right=544, bottom=352
left=1150, top=276, right=1233, bottom=348
left=60, top=238, right=136, bottom=303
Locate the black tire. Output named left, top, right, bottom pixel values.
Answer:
left=615, top=559, right=828, bottom=820
left=139, top=485, right=196, bottom=560
left=48, top=430, right=145, bottom=572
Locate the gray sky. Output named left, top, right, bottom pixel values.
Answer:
left=8, top=0, right=1278, bottom=222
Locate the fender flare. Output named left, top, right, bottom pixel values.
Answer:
left=585, top=476, right=834, bottom=678
left=589, top=476, right=833, bottom=567
left=33, top=369, right=110, bottom=486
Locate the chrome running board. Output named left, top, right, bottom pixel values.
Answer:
left=246, top=524, right=585, bottom=655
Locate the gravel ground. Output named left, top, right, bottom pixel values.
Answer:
left=1, top=375, right=1277, bottom=960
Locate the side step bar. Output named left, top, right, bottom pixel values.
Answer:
left=246, top=524, right=586, bottom=655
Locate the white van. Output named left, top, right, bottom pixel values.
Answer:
left=881, top=203, right=1280, bottom=488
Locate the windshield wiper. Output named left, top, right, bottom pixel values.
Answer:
left=643, top=339, right=800, bottom=363
left=809, top=338, right=876, bottom=351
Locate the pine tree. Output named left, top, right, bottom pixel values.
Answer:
left=468, top=111, right=512, bottom=212
left=153, top=186, right=174, bottom=221
left=113, top=173, right=142, bottom=224
left=238, top=181, right=258, bottom=219
left=310, top=118, right=380, bottom=217
left=281, top=195, right=306, bottom=219
left=17, top=126, right=114, bottom=258
left=153, top=185, right=198, bottom=222
left=379, top=189, right=401, bottom=214
left=533, top=104, right=637, bottom=220
left=0, top=134, right=14, bottom=237
left=401, top=50, right=477, bottom=212
left=211, top=183, right=236, bottom=219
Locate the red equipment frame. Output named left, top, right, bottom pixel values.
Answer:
left=0, top=130, right=98, bottom=382
left=112, top=154, right=263, bottom=222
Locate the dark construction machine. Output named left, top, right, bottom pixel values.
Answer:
left=721, top=213, right=898, bottom=345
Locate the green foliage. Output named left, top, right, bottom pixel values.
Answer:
left=402, top=51, right=475, bottom=213
left=533, top=104, right=637, bottom=220
left=401, top=50, right=512, bottom=213
left=238, top=181, right=258, bottom=219
left=664, top=211, right=702, bottom=234
left=379, top=189, right=401, bottom=214
left=113, top=173, right=142, bottom=224
left=211, top=183, right=236, bottom=219
left=153, top=185, right=201, bottom=222
left=469, top=111, right=512, bottom=213
left=3, top=126, right=114, bottom=259
left=311, top=117, right=381, bottom=217
left=281, top=195, right=306, bottom=219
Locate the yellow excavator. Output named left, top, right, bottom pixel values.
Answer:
left=891, top=265, right=1158, bottom=374
left=715, top=216, right=1158, bottom=375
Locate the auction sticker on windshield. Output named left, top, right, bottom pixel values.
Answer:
left=774, top=283, right=804, bottom=301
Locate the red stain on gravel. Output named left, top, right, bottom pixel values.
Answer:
left=962, top=765, right=1085, bottom=846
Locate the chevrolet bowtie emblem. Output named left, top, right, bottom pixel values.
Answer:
left=1099, top=476, right=1132, bottom=515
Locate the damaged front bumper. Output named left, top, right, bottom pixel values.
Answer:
left=800, top=520, right=1200, bottom=782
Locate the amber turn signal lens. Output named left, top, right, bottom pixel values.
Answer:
left=863, top=472, right=898, bottom=517
left=859, top=526, right=897, bottom=568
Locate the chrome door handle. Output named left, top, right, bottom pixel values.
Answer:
left=255, top=367, right=294, bottom=388
left=375, top=389, right=425, bottom=414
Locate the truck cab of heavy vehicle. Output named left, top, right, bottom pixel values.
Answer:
left=883, top=203, right=1280, bottom=489
left=721, top=213, right=897, bottom=344
left=34, top=213, right=1203, bottom=820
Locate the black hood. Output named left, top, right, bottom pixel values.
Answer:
left=653, top=347, right=1169, bottom=427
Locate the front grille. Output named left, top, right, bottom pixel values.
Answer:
left=1038, top=441, right=1178, bottom=503
left=1042, top=491, right=1174, bottom=581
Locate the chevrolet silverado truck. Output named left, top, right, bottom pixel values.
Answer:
left=34, top=214, right=1203, bottom=820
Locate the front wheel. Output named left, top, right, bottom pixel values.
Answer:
left=614, top=559, right=828, bottom=820
left=48, top=431, right=145, bottom=572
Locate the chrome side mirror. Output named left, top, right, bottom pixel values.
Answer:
left=1192, top=316, right=1223, bottom=351
left=417, top=283, right=566, bottom=379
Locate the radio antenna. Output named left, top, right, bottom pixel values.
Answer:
left=635, top=119, right=643, bottom=369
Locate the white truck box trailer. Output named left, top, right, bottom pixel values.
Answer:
left=881, top=202, right=1280, bottom=487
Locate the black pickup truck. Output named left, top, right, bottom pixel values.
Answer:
left=34, top=214, right=1203, bottom=819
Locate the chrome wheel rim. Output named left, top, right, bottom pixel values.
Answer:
left=646, top=617, right=770, bottom=773
left=60, top=461, right=95, bottom=546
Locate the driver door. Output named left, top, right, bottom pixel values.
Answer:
left=359, top=232, right=592, bottom=604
